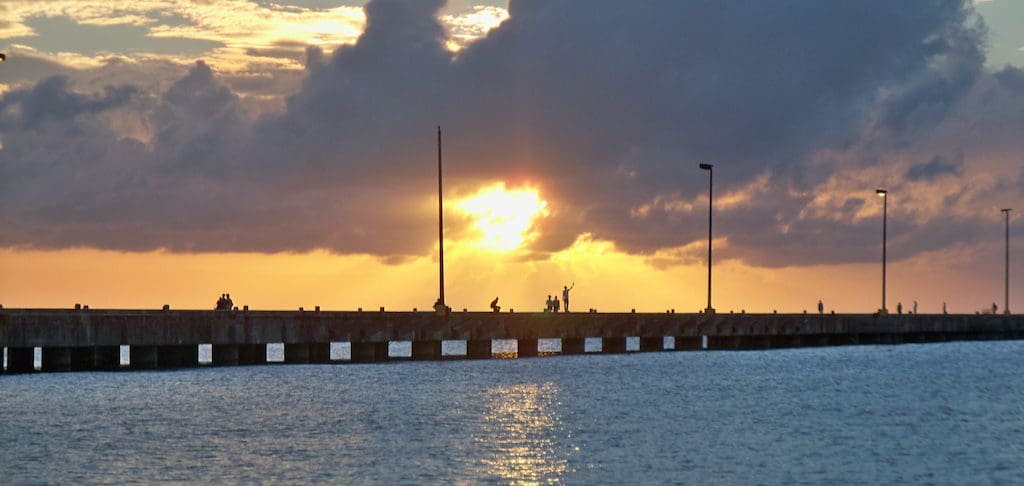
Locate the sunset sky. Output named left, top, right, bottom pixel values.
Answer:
left=1, top=0, right=1023, bottom=314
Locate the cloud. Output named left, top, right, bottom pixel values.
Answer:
left=2, top=0, right=1021, bottom=269
left=905, top=154, right=963, bottom=181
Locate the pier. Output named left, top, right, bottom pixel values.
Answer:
left=1, top=308, right=1022, bottom=373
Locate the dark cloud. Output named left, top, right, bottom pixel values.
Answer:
left=2, top=0, right=1020, bottom=267
left=906, top=154, right=963, bottom=181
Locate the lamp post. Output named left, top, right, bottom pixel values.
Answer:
left=437, top=126, right=445, bottom=310
left=876, top=189, right=888, bottom=314
left=1003, top=208, right=1012, bottom=315
left=699, top=163, right=714, bottom=314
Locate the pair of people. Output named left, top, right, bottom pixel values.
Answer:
left=215, top=293, right=233, bottom=310
left=545, top=283, right=575, bottom=312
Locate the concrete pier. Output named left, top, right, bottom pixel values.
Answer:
left=94, top=346, right=120, bottom=370
left=561, top=338, right=586, bottom=355
left=603, top=337, right=627, bottom=354
left=675, top=336, right=702, bottom=350
left=411, top=340, right=442, bottom=360
left=4, top=308, right=1024, bottom=373
left=351, top=342, right=388, bottom=363
left=130, top=346, right=158, bottom=370
left=284, top=343, right=329, bottom=364
left=639, top=337, right=663, bottom=352
left=212, top=344, right=240, bottom=366
left=467, top=340, right=492, bottom=359
left=7, top=347, right=34, bottom=373
left=518, top=338, right=539, bottom=358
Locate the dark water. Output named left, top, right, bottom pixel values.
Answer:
left=3, top=341, right=1024, bottom=484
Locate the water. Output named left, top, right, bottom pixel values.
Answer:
left=3, top=341, right=1024, bottom=484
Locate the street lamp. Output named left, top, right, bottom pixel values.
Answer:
left=876, top=189, right=888, bottom=314
left=1003, top=208, right=1012, bottom=315
left=700, top=163, right=714, bottom=314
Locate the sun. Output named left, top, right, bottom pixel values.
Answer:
left=455, top=183, right=550, bottom=252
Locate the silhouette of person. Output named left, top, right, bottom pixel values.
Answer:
left=490, top=297, right=500, bottom=313
left=553, top=296, right=560, bottom=312
left=817, top=300, right=823, bottom=314
left=545, top=295, right=553, bottom=312
left=897, top=302, right=903, bottom=314
left=993, top=302, right=998, bottom=314
left=216, top=294, right=226, bottom=310
left=562, top=283, right=575, bottom=312
left=226, top=293, right=233, bottom=309
left=943, top=302, right=948, bottom=314
left=913, top=301, right=918, bottom=314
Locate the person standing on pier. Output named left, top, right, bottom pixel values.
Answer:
left=553, top=296, right=560, bottom=312
left=545, top=295, right=553, bottom=312
left=817, top=300, right=823, bottom=314
left=913, top=301, right=918, bottom=314
left=897, top=302, right=903, bottom=314
left=562, top=283, right=575, bottom=312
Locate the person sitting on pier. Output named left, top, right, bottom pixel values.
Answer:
left=490, top=297, right=501, bottom=313
left=433, top=298, right=450, bottom=315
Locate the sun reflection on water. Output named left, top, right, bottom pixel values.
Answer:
left=475, top=382, right=574, bottom=484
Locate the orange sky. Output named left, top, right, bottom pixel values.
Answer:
left=0, top=240, right=1015, bottom=314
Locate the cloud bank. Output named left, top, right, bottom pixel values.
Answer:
left=1, top=0, right=1021, bottom=268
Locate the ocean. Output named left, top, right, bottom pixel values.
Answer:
left=3, top=340, right=1024, bottom=484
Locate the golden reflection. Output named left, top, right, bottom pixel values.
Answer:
left=477, top=383, right=573, bottom=484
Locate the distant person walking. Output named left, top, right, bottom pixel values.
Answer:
left=913, top=301, right=918, bottom=314
left=817, top=300, right=824, bottom=314
left=897, top=302, right=903, bottom=314
left=490, top=297, right=500, bottom=313
left=562, top=283, right=575, bottom=312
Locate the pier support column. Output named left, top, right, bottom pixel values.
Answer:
left=93, top=346, right=120, bottom=370
left=238, top=344, right=267, bottom=365
left=561, top=338, right=585, bottom=355
left=466, top=340, right=492, bottom=359
left=351, top=342, right=388, bottom=363
left=158, top=345, right=198, bottom=368
left=212, top=345, right=239, bottom=366
left=602, top=337, right=627, bottom=354
left=130, top=346, right=157, bottom=369
left=309, top=343, right=330, bottom=364
left=41, top=347, right=72, bottom=372
left=6, top=347, right=34, bottom=373
left=674, top=336, right=701, bottom=351
left=412, top=341, right=442, bottom=361
left=284, top=343, right=311, bottom=364
left=639, top=337, right=663, bottom=352
left=518, top=339, right=539, bottom=358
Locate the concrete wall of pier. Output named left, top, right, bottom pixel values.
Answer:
left=2, top=308, right=1022, bottom=372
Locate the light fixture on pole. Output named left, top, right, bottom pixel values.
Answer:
left=700, top=163, right=714, bottom=314
left=1003, top=208, right=1012, bottom=315
left=876, top=189, right=888, bottom=314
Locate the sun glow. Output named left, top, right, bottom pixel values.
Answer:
left=455, top=183, right=549, bottom=252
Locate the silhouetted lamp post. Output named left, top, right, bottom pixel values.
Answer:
left=1003, top=208, right=1012, bottom=315
left=437, top=126, right=445, bottom=310
left=877, top=189, right=888, bottom=314
left=700, top=163, right=714, bottom=314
